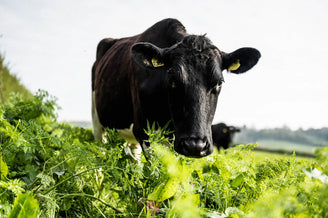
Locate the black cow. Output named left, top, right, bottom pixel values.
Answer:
left=92, top=18, right=260, bottom=158
left=212, top=123, right=241, bottom=149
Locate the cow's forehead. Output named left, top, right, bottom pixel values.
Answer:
left=167, top=40, right=221, bottom=66
left=168, top=52, right=223, bottom=86
left=166, top=46, right=220, bottom=67
left=164, top=35, right=223, bottom=83
left=166, top=34, right=219, bottom=54
left=179, top=35, right=214, bottom=50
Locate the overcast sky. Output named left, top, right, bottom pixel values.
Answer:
left=1, top=0, right=327, bottom=130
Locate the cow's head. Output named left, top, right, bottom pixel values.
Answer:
left=131, top=35, right=260, bottom=157
left=213, top=123, right=241, bottom=144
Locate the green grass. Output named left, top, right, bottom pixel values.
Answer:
left=256, top=139, right=319, bottom=154
left=253, top=150, right=315, bottom=162
left=1, top=92, right=328, bottom=217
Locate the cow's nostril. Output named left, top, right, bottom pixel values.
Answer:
left=182, top=138, right=208, bottom=155
left=200, top=142, right=209, bottom=156
left=175, top=137, right=213, bottom=157
left=195, top=139, right=207, bottom=152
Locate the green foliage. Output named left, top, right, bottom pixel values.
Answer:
left=8, top=191, right=39, bottom=218
left=0, top=154, right=9, bottom=179
left=0, top=90, right=327, bottom=217
left=0, top=53, right=32, bottom=104
left=4, top=89, right=58, bottom=122
left=314, top=146, right=328, bottom=174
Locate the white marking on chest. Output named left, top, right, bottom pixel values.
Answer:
left=92, top=91, right=104, bottom=141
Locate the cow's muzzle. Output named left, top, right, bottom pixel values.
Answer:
left=175, top=137, right=213, bottom=158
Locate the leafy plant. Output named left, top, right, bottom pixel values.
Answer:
left=0, top=90, right=327, bottom=217
left=8, top=191, right=39, bottom=218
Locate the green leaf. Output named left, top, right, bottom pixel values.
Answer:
left=148, top=178, right=179, bottom=202
left=230, top=174, right=245, bottom=188
left=61, top=198, right=72, bottom=211
left=8, top=191, right=39, bottom=218
left=0, top=154, right=8, bottom=179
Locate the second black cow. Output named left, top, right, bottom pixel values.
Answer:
left=92, top=18, right=260, bottom=158
left=212, top=123, right=241, bottom=150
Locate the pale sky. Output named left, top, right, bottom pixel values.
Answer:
left=1, top=0, right=327, bottom=129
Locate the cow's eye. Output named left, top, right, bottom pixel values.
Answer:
left=215, top=84, right=222, bottom=92
left=212, top=82, right=222, bottom=94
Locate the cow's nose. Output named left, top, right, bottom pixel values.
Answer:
left=177, top=137, right=212, bottom=157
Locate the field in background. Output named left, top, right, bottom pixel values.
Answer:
left=68, top=121, right=92, bottom=129
left=253, top=150, right=315, bottom=162
left=256, top=139, right=317, bottom=153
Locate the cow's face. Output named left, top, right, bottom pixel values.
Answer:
left=131, top=35, right=260, bottom=157
left=216, top=124, right=241, bottom=141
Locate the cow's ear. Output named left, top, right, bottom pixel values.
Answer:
left=221, top=47, right=261, bottom=74
left=131, top=42, right=165, bottom=69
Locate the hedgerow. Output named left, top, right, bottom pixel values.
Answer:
left=0, top=91, right=327, bottom=217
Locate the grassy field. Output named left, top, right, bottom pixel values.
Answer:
left=0, top=53, right=32, bottom=103
left=253, top=150, right=315, bottom=162
left=256, top=139, right=320, bottom=154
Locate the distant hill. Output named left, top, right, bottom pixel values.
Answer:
left=235, top=126, right=328, bottom=148
left=0, top=53, right=32, bottom=103
left=68, top=121, right=92, bottom=129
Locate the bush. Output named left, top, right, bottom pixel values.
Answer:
left=0, top=91, right=327, bottom=217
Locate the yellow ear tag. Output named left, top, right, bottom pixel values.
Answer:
left=228, top=59, right=240, bottom=71
left=151, top=58, right=164, bottom=67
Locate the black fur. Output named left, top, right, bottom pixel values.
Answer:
left=212, top=123, right=241, bottom=149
